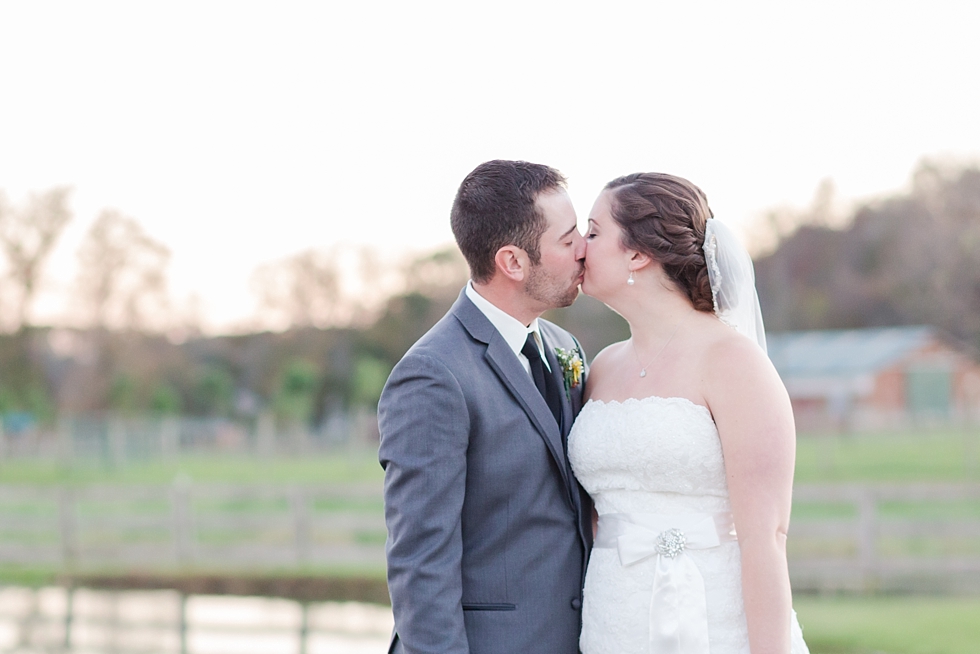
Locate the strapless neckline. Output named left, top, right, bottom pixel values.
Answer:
left=584, top=395, right=712, bottom=419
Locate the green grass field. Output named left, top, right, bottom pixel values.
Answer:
left=795, top=428, right=980, bottom=483
left=795, top=595, right=980, bottom=654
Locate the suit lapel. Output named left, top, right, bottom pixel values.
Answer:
left=451, top=291, right=571, bottom=493
left=483, top=336, right=569, bottom=487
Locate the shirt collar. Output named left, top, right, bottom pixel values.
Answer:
left=465, top=281, right=545, bottom=361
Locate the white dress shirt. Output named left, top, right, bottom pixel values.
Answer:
left=465, top=281, right=551, bottom=374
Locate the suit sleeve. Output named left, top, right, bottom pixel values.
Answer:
left=378, top=352, right=470, bottom=654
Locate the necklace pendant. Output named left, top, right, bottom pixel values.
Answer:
left=639, top=369, right=647, bottom=378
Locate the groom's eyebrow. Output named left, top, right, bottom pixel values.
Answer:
left=559, top=224, right=578, bottom=239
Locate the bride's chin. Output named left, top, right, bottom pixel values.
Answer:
left=580, top=278, right=601, bottom=301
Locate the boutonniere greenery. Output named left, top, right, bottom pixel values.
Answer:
left=554, top=347, right=583, bottom=396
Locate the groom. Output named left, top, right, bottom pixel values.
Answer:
left=378, top=160, right=593, bottom=654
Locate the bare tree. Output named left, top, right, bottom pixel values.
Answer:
left=401, top=247, right=468, bottom=297
left=75, top=209, right=171, bottom=331
left=746, top=178, right=846, bottom=257
left=251, top=249, right=344, bottom=329
left=0, top=187, right=73, bottom=330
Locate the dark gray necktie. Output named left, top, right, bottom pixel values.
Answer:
left=522, top=333, right=561, bottom=426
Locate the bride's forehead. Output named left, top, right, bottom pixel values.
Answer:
left=588, top=191, right=615, bottom=220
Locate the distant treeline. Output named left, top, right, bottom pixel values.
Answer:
left=755, top=160, right=980, bottom=350
left=1, top=159, right=977, bottom=423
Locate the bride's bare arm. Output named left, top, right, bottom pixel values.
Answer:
left=704, top=334, right=796, bottom=654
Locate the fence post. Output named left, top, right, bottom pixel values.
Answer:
left=292, top=486, right=310, bottom=565
left=299, top=601, right=309, bottom=654
left=63, top=585, right=74, bottom=652
left=856, top=486, right=877, bottom=590
left=179, top=592, right=188, bottom=654
left=109, top=416, right=126, bottom=468
left=58, top=417, right=73, bottom=469
left=817, top=433, right=836, bottom=474
left=161, top=417, right=180, bottom=460
left=58, top=486, right=76, bottom=567
left=172, top=478, right=192, bottom=565
left=256, top=411, right=276, bottom=457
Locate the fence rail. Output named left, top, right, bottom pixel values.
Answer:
left=2, top=482, right=980, bottom=592
left=0, top=412, right=381, bottom=463
left=0, top=482, right=386, bottom=571
left=789, top=482, right=980, bottom=592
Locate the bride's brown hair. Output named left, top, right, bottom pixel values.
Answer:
left=605, top=172, right=715, bottom=312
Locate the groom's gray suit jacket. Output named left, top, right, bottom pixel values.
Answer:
left=379, top=289, right=593, bottom=654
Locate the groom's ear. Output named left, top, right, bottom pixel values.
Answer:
left=494, top=245, right=527, bottom=282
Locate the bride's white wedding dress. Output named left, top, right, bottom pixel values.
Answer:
left=568, top=396, right=809, bottom=653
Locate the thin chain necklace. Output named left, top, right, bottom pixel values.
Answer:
left=630, top=311, right=692, bottom=378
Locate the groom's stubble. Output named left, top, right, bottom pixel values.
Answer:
left=524, top=259, right=583, bottom=310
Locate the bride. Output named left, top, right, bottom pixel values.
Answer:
left=568, top=173, right=809, bottom=653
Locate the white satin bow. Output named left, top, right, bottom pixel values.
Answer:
left=594, top=512, right=736, bottom=654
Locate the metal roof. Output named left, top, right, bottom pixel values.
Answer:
left=766, top=326, right=935, bottom=378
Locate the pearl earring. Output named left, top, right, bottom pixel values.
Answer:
left=627, top=271, right=635, bottom=286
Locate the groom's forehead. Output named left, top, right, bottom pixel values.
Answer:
left=536, top=189, right=577, bottom=227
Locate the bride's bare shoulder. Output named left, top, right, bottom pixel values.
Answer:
left=697, top=320, right=780, bottom=393
left=589, top=340, right=630, bottom=374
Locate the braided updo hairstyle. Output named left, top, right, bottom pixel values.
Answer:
left=605, top=172, right=715, bottom=312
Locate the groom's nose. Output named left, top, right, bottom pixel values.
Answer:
left=574, top=231, right=586, bottom=260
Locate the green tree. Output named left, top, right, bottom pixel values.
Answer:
left=351, top=354, right=391, bottom=408
left=108, top=374, right=139, bottom=414
left=149, top=382, right=182, bottom=414
left=274, top=359, right=319, bottom=423
left=194, top=366, right=235, bottom=416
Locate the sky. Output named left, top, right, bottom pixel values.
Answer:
left=1, top=1, right=978, bottom=333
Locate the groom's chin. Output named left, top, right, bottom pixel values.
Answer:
left=554, top=288, right=580, bottom=309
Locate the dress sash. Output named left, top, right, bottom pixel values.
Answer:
left=593, top=512, right=737, bottom=654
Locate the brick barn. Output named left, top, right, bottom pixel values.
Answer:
left=766, top=326, right=980, bottom=431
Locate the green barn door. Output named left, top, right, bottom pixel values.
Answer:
left=905, top=366, right=952, bottom=418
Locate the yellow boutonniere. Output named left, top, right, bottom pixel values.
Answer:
left=554, top=347, right=583, bottom=396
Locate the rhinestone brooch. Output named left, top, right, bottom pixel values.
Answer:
left=656, top=528, right=687, bottom=558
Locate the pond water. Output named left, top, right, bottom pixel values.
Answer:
left=0, top=586, right=392, bottom=653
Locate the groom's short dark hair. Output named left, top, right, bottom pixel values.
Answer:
left=451, top=160, right=567, bottom=284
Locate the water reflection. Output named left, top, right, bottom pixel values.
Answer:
left=0, top=586, right=392, bottom=653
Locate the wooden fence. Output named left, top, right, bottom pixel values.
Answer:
left=2, top=482, right=980, bottom=592
left=789, top=482, right=980, bottom=592
left=0, top=411, right=380, bottom=463
left=0, top=482, right=386, bottom=571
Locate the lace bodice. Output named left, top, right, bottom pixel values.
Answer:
left=568, top=396, right=731, bottom=515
